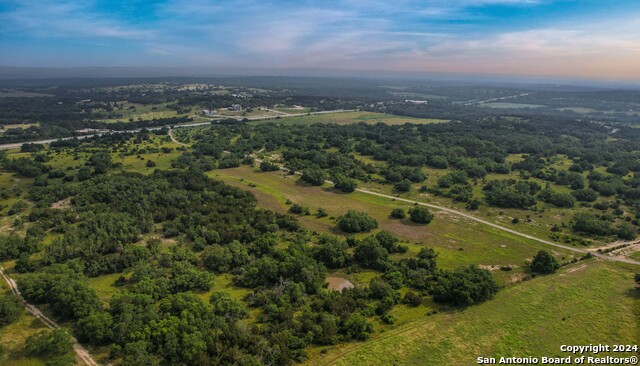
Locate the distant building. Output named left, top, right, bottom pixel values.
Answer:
left=405, top=100, right=428, bottom=105
left=202, top=109, right=217, bottom=117
left=228, top=104, right=242, bottom=111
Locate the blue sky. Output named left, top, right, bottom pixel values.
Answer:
left=1, top=0, right=639, bottom=80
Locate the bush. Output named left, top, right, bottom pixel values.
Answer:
left=0, top=294, right=22, bottom=326
left=312, top=236, right=349, bottom=269
left=354, top=237, right=389, bottom=269
left=394, top=179, right=412, bottom=192
left=571, top=188, right=598, bottom=202
left=342, top=313, right=373, bottom=341
left=432, top=265, right=499, bottom=306
left=301, top=168, right=326, bottom=186
left=380, top=313, right=396, bottom=324
left=25, top=329, right=74, bottom=356
left=76, top=312, right=113, bottom=345
left=333, top=175, right=357, bottom=193
left=259, top=161, right=280, bottom=172
left=337, top=210, right=378, bottom=233
left=390, top=208, right=406, bottom=219
left=572, top=213, right=613, bottom=236
left=409, top=206, right=434, bottom=224
left=531, top=250, right=560, bottom=274
left=146, top=160, right=156, bottom=168
left=289, top=203, right=305, bottom=214
left=402, top=291, right=422, bottom=306
left=617, top=223, right=637, bottom=241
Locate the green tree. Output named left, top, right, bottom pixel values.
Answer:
left=342, top=313, right=373, bottom=341
left=260, top=161, right=280, bottom=172
left=0, top=294, right=22, bottom=326
left=301, top=168, right=326, bottom=186
left=390, top=208, right=406, bottom=219
left=337, top=210, right=378, bottom=233
left=354, top=237, right=388, bottom=270
left=531, top=250, right=560, bottom=274
left=333, top=174, right=357, bottom=193
left=409, top=206, right=434, bottom=224
left=394, top=179, right=412, bottom=192
left=432, top=265, right=499, bottom=306
left=25, top=329, right=74, bottom=356
left=76, top=312, right=113, bottom=345
left=312, top=236, right=349, bottom=269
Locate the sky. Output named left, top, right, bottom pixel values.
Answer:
left=1, top=0, right=639, bottom=81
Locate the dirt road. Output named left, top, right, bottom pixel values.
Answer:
left=0, top=267, right=101, bottom=366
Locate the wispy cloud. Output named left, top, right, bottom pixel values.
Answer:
left=0, top=0, right=155, bottom=40
left=1, top=0, right=639, bottom=80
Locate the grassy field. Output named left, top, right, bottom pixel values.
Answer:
left=96, top=102, right=188, bottom=123
left=253, top=111, right=448, bottom=125
left=210, top=166, right=579, bottom=277
left=351, top=152, right=623, bottom=246
left=305, top=260, right=640, bottom=365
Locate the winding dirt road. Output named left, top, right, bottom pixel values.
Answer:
left=0, top=267, right=100, bottom=366
left=250, top=154, right=640, bottom=266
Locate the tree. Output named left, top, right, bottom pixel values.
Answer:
left=14, top=252, right=34, bottom=273
left=375, top=231, right=406, bottom=253
left=146, top=160, right=156, bottom=168
left=531, top=250, right=560, bottom=274
left=617, top=223, right=637, bottom=241
left=209, top=292, right=248, bottom=320
left=0, top=294, right=22, bottom=326
left=25, top=329, right=74, bottom=356
left=301, top=168, right=326, bottom=186
left=402, top=291, right=422, bottom=306
left=260, top=161, right=280, bottom=172
left=409, top=206, right=434, bottom=224
left=394, top=179, right=412, bottom=192
left=342, top=313, right=373, bottom=341
left=390, top=208, right=406, bottom=219
left=333, top=175, right=357, bottom=193
left=571, top=188, right=598, bottom=202
left=77, top=167, right=92, bottom=181
left=337, top=210, right=378, bottom=233
left=354, top=237, right=388, bottom=270
left=312, top=236, right=349, bottom=269
left=432, top=265, right=499, bottom=306
left=316, top=208, right=328, bottom=218
left=76, top=312, right=113, bottom=345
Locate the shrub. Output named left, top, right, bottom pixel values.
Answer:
left=394, top=179, right=412, bottom=192
left=301, top=168, right=326, bottom=186
left=259, top=161, right=280, bottom=172
left=432, top=265, right=499, bottom=306
left=0, top=294, right=22, bottom=326
left=390, top=208, right=406, bottom=219
left=402, top=291, right=422, bottom=306
left=333, top=175, right=357, bottom=193
left=25, top=329, right=74, bottom=356
left=409, top=206, right=434, bottom=224
left=337, top=210, right=378, bottom=233
left=531, top=250, right=560, bottom=274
